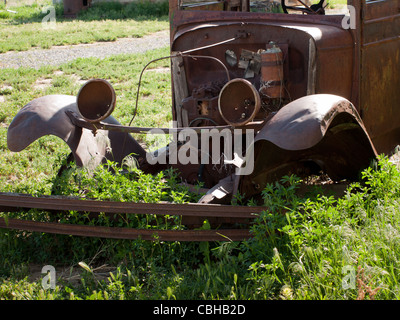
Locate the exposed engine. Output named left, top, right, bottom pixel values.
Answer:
left=178, top=42, right=287, bottom=128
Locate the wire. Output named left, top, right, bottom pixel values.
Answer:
left=122, top=43, right=234, bottom=156
left=127, top=35, right=239, bottom=127
left=128, top=53, right=230, bottom=127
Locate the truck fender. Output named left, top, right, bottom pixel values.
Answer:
left=7, top=95, right=146, bottom=168
left=235, top=94, right=378, bottom=198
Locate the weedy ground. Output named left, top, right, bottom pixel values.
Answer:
left=0, top=0, right=169, bottom=52
left=0, top=0, right=399, bottom=301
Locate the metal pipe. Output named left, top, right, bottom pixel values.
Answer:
left=77, top=79, right=116, bottom=123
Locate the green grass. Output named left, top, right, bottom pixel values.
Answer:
left=0, top=18, right=168, bottom=52
left=326, top=0, right=348, bottom=9
left=2, top=155, right=400, bottom=300
left=0, top=0, right=169, bottom=52
left=1, top=0, right=400, bottom=301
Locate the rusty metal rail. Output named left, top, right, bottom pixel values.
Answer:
left=0, top=192, right=264, bottom=241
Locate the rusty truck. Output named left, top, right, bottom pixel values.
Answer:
left=2, top=0, right=399, bottom=240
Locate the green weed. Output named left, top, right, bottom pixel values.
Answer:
left=239, top=156, right=400, bottom=300
left=2, top=154, right=400, bottom=300
left=0, top=1, right=169, bottom=53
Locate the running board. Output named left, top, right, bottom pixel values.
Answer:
left=0, top=192, right=264, bottom=241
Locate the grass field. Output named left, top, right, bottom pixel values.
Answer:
left=0, top=0, right=169, bottom=52
left=1, top=0, right=400, bottom=302
left=0, top=46, right=172, bottom=192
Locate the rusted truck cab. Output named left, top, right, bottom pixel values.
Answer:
left=169, top=0, right=399, bottom=148
left=167, top=0, right=399, bottom=199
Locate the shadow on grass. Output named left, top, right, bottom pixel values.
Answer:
left=1, top=1, right=169, bottom=25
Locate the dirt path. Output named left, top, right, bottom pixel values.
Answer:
left=0, top=30, right=170, bottom=69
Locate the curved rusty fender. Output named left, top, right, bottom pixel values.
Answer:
left=234, top=94, right=378, bottom=197
left=7, top=95, right=146, bottom=167
left=253, top=94, right=375, bottom=152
